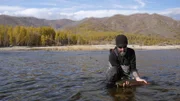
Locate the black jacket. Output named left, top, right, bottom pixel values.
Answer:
left=109, top=47, right=137, bottom=78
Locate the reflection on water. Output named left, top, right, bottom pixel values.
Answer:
left=0, top=49, right=180, bottom=101
left=108, top=87, right=136, bottom=101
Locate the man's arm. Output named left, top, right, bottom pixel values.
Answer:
left=130, top=49, right=148, bottom=84
left=132, top=71, right=147, bottom=83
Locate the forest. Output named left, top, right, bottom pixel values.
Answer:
left=0, top=25, right=179, bottom=47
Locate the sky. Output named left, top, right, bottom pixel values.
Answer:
left=0, top=0, right=180, bottom=20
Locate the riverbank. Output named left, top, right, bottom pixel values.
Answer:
left=0, top=45, right=180, bottom=51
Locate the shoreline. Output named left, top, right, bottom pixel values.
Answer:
left=0, top=45, right=180, bottom=51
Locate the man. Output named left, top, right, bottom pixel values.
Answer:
left=106, top=34, right=147, bottom=87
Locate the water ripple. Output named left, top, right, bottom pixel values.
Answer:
left=0, top=50, right=179, bottom=101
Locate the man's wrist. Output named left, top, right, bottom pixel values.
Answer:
left=135, top=77, right=141, bottom=80
left=132, top=71, right=139, bottom=78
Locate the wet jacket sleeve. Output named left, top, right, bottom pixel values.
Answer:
left=109, top=51, right=119, bottom=68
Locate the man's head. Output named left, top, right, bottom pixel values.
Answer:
left=116, top=34, right=128, bottom=47
left=115, top=35, right=128, bottom=56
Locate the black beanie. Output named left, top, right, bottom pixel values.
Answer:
left=116, top=35, right=128, bottom=47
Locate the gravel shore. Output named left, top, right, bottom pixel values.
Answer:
left=0, top=45, right=180, bottom=51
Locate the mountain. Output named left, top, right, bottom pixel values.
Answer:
left=0, top=14, right=180, bottom=38
left=0, top=15, right=75, bottom=29
left=70, top=13, right=180, bottom=38
left=0, top=15, right=48, bottom=26
left=46, top=19, right=76, bottom=29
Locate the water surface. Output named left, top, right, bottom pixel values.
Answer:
left=0, top=49, right=180, bottom=101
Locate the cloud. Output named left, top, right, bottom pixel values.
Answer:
left=159, top=8, right=180, bottom=20
left=0, top=6, right=64, bottom=19
left=61, top=10, right=146, bottom=20
left=113, top=4, right=138, bottom=9
left=0, top=6, right=162, bottom=20
left=112, top=0, right=145, bottom=10
left=0, top=0, right=148, bottom=20
left=0, top=4, right=180, bottom=20
left=160, top=8, right=180, bottom=15
left=134, top=0, right=145, bottom=7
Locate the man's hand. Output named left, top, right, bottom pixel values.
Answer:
left=116, top=80, right=130, bottom=88
left=122, top=81, right=130, bottom=87
left=135, top=77, right=148, bottom=84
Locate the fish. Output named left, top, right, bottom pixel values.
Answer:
left=115, top=79, right=149, bottom=88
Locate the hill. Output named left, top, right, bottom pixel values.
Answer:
left=0, top=14, right=180, bottom=38
left=0, top=15, right=75, bottom=29
left=69, top=13, right=180, bottom=38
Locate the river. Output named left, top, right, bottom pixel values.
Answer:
left=0, top=49, right=180, bottom=101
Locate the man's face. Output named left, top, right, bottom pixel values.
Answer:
left=117, top=46, right=127, bottom=56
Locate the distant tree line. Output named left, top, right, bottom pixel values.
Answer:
left=0, top=25, right=179, bottom=47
